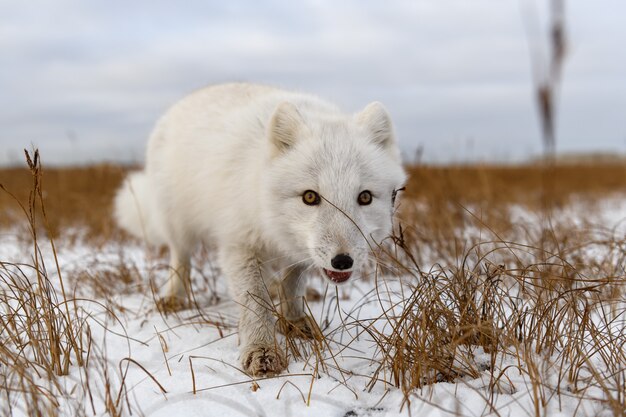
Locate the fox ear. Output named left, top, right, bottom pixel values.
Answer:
left=357, top=102, right=396, bottom=151
left=268, top=102, right=305, bottom=156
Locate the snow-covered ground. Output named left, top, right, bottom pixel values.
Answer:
left=1, top=198, right=625, bottom=417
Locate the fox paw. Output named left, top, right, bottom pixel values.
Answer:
left=242, top=344, right=286, bottom=376
left=278, top=316, right=322, bottom=341
left=155, top=296, right=187, bottom=313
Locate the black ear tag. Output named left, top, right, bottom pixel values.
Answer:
left=392, top=186, right=406, bottom=206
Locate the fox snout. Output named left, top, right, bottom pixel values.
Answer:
left=322, top=252, right=357, bottom=284
left=331, top=253, right=353, bottom=270
left=312, top=218, right=369, bottom=284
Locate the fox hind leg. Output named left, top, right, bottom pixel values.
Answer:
left=156, top=238, right=193, bottom=312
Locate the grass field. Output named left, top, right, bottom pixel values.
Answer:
left=2, top=160, right=625, bottom=238
left=1, top=155, right=625, bottom=416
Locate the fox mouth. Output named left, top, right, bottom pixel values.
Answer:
left=323, top=268, right=352, bottom=283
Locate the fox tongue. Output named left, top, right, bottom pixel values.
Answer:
left=324, top=269, right=352, bottom=283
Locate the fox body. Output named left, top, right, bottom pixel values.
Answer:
left=114, top=83, right=406, bottom=375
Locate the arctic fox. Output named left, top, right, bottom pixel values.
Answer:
left=114, top=83, right=406, bottom=375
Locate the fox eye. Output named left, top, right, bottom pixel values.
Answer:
left=358, top=190, right=373, bottom=206
left=302, top=190, right=321, bottom=206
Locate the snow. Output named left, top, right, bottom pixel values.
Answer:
left=1, top=198, right=625, bottom=417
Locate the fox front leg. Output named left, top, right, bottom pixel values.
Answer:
left=220, top=247, right=286, bottom=376
left=277, top=266, right=320, bottom=340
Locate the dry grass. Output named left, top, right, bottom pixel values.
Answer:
left=364, top=215, right=626, bottom=416
left=0, top=152, right=140, bottom=416
left=405, top=163, right=626, bottom=207
left=1, top=151, right=625, bottom=416
left=0, top=163, right=129, bottom=242
left=1, top=161, right=624, bottom=243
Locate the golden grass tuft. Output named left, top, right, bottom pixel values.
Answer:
left=0, top=152, right=141, bottom=416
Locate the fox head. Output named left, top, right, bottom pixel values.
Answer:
left=260, top=100, right=407, bottom=284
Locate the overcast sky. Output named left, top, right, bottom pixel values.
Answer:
left=1, top=0, right=625, bottom=166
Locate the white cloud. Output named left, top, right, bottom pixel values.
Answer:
left=1, top=0, right=625, bottom=166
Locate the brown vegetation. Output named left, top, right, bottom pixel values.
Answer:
left=1, top=161, right=624, bottom=242
left=1, top=154, right=625, bottom=416
left=0, top=163, right=130, bottom=242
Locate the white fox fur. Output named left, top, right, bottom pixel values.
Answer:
left=114, top=83, right=406, bottom=375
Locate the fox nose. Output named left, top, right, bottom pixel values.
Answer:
left=331, top=253, right=353, bottom=270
